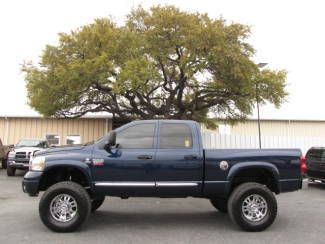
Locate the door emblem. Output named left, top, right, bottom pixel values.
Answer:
left=219, top=161, right=229, bottom=171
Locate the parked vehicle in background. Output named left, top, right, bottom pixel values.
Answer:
left=306, top=147, right=325, bottom=182
left=23, top=120, right=304, bottom=232
left=7, top=139, right=49, bottom=176
left=0, top=138, right=10, bottom=169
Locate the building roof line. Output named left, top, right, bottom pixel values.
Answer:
left=0, top=114, right=113, bottom=119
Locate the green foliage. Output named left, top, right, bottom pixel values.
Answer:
left=22, top=5, right=288, bottom=128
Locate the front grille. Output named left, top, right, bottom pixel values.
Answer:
left=308, top=161, right=325, bottom=171
left=307, top=169, right=325, bottom=179
left=15, top=152, right=26, bottom=159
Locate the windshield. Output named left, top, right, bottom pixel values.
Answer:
left=92, top=135, right=110, bottom=149
left=83, top=135, right=106, bottom=146
left=16, top=139, right=45, bottom=148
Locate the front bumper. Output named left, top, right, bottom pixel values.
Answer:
left=22, top=171, right=43, bottom=196
left=8, top=159, right=29, bottom=169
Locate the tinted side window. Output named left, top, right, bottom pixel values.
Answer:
left=116, top=123, right=155, bottom=149
left=159, top=123, right=193, bottom=149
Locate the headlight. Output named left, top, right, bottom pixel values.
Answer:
left=30, top=156, right=46, bottom=171
left=8, top=151, right=15, bottom=157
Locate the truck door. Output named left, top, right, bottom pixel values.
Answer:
left=154, top=121, right=203, bottom=196
left=92, top=122, right=157, bottom=196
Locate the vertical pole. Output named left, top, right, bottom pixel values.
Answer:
left=256, top=83, right=261, bottom=149
left=4, top=117, right=9, bottom=145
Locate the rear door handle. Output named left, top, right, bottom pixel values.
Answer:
left=184, top=154, right=198, bottom=160
left=137, top=155, right=153, bottom=160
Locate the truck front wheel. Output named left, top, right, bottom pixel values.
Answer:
left=39, top=181, right=91, bottom=232
left=227, top=182, right=277, bottom=232
left=6, top=165, right=15, bottom=176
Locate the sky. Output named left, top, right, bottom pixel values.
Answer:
left=0, top=0, right=324, bottom=120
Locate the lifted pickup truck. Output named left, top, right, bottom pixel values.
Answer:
left=23, top=120, right=303, bottom=232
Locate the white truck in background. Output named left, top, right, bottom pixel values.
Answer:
left=6, top=139, right=49, bottom=176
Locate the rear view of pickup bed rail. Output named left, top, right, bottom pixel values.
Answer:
left=23, top=119, right=303, bottom=232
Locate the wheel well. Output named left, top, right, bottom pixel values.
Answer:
left=230, top=168, right=279, bottom=194
left=39, top=167, right=90, bottom=191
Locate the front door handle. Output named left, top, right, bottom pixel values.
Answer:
left=137, top=155, right=153, bottom=160
left=184, top=154, right=198, bottom=160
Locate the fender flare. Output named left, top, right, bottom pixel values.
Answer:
left=226, top=161, right=280, bottom=194
left=41, top=160, right=93, bottom=191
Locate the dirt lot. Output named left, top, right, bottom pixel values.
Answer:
left=0, top=169, right=324, bottom=244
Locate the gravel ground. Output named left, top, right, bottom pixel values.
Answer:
left=0, top=169, right=324, bottom=244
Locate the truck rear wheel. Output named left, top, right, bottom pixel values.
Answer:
left=39, top=181, right=91, bottom=232
left=7, top=165, right=15, bottom=176
left=91, top=196, right=105, bottom=212
left=227, top=182, right=277, bottom=232
left=210, top=198, right=227, bottom=213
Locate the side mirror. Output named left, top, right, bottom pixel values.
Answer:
left=108, top=130, right=116, bottom=146
left=104, top=131, right=117, bottom=153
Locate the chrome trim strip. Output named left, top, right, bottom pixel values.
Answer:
left=204, top=180, right=228, bottom=183
left=94, top=181, right=200, bottom=187
left=95, top=182, right=155, bottom=187
left=279, top=179, right=299, bottom=182
left=156, top=182, right=198, bottom=187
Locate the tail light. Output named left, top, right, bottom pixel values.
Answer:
left=300, top=155, right=307, bottom=174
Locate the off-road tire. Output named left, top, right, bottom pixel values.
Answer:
left=39, top=181, right=91, bottom=232
left=6, top=165, right=15, bottom=176
left=91, top=196, right=105, bottom=212
left=227, top=182, right=277, bottom=232
left=210, top=198, right=228, bottom=213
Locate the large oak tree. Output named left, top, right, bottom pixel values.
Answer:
left=23, top=5, right=287, bottom=128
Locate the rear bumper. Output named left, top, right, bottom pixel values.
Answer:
left=301, top=178, right=309, bottom=190
left=279, top=178, right=303, bottom=192
left=22, top=171, right=43, bottom=196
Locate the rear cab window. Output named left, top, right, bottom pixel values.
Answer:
left=159, top=123, right=193, bottom=149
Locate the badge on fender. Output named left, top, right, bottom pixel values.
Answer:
left=93, top=158, right=105, bottom=166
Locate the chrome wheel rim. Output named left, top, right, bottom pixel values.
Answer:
left=50, top=194, right=78, bottom=222
left=241, top=194, right=268, bottom=222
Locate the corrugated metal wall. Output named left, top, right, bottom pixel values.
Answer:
left=0, top=117, right=112, bottom=145
left=202, top=132, right=325, bottom=154
left=202, top=120, right=325, bottom=138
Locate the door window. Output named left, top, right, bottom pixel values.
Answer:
left=45, top=134, right=60, bottom=146
left=116, top=123, right=155, bottom=149
left=159, top=123, right=193, bottom=149
left=66, top=135, right=81, bottom=145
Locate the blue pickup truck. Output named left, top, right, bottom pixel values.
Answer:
left=23, top=120, right=303, bottom=232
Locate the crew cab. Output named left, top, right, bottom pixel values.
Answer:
left=22, top=120, right=304, bottom=232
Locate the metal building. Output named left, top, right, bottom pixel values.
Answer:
left=0, top=115, right=112, bottom=146
left=201, top=119, right=325, bottom=153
